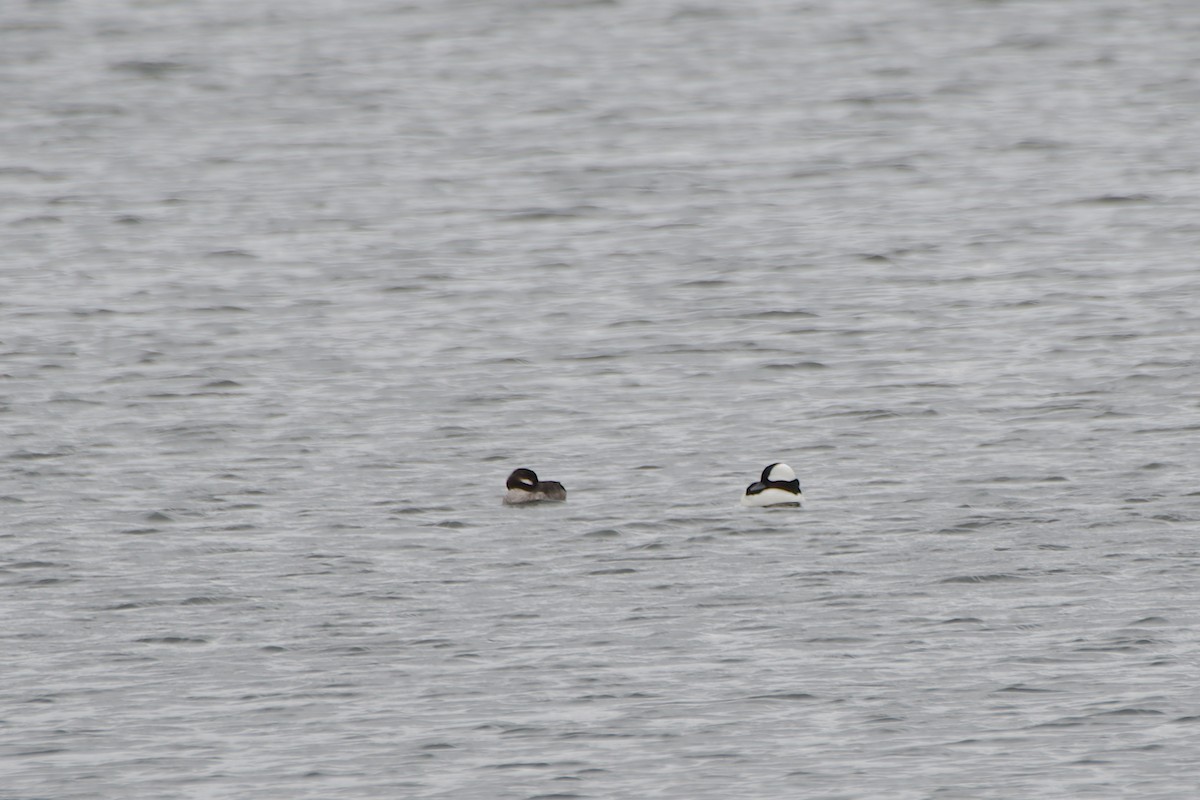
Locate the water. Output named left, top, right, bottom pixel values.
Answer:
left=3, top=0, right=1200, bottom=797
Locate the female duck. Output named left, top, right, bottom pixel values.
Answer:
left=503, top=468, right=567, bottom=505
left=740, top=462, right=803, bottom=507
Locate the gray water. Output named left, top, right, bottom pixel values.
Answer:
left=3, top=0, right=1200, bottom=797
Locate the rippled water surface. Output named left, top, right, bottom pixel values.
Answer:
left=4, top=0, right=1200, bottom=797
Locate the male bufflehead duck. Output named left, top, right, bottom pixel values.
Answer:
left=503, top=468, right=567, bottom=505
left=740, top=462, right=803, bottom=507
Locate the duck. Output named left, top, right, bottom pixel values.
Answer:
left=740, top=462, right=803, bottom=507
left=503, top=468, right=567, bottom=505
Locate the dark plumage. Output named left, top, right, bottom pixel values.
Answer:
left=503, top=468, right=567, bottom=505
left=741, top=462, right=803, bottom=507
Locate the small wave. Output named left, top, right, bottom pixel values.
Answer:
left=746, top=691, right=817, bottom=701
left=737, top=309, right=818, bottom=319
left=938, top=574, right=1024, bottom=584
left=110, top=60, right=193, bottom=77
left=1072, top=193, right=1156, bottom=205
left=1095, top=707, right=1165, bottom=717
left=762, top=361, right=828, bottom=370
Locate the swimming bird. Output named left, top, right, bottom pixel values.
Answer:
left=740, top=462, right=803, bottom=507
left=503, top=468, right=567, bottom=505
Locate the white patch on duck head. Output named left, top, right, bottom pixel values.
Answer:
left=507, top=468, right=539, bottom=490
left=765, top=462, right=796, bottom=483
